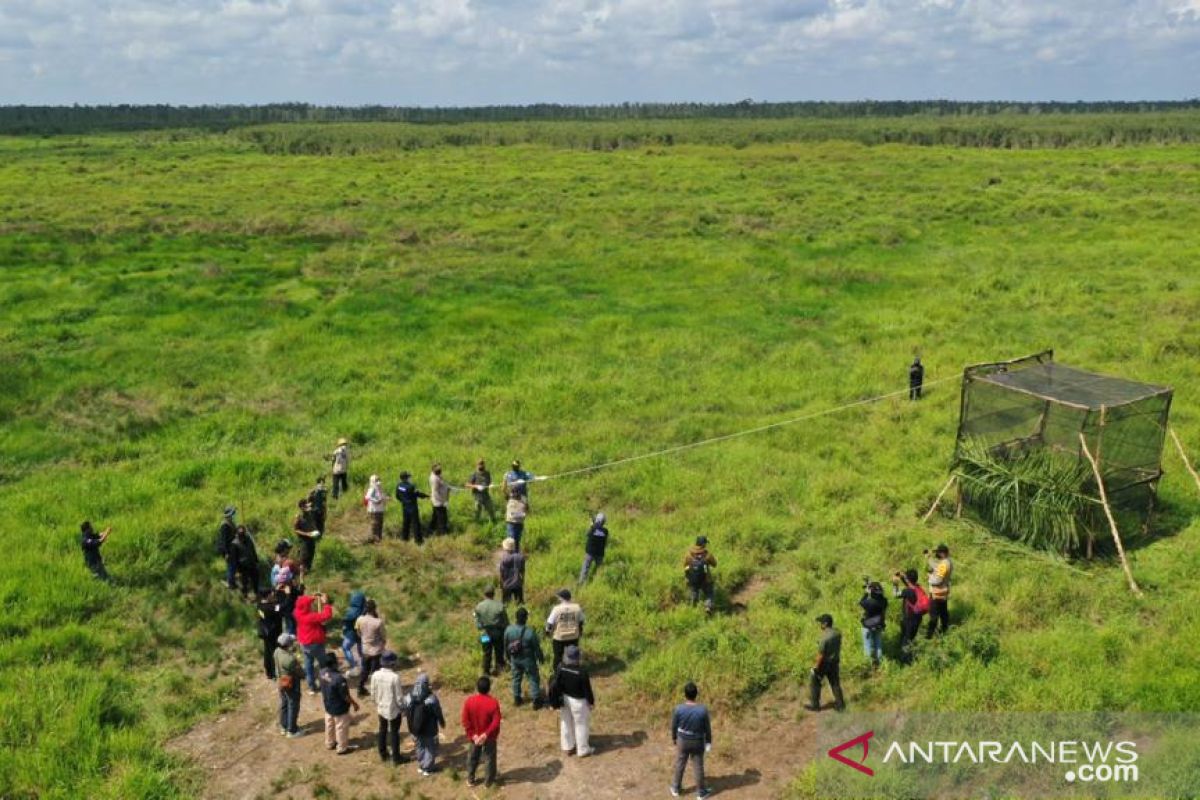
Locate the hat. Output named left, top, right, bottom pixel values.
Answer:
left=223, top=505, right=236, bottom=518
left=511, top=459, right=521, bottom=468
left=557, top=588, right=572, bottom=601
left=381, top=650, right=398, bottom=666
left=502, top=537, right=516, bottom=552
left=564, top=645, right=582, bottom=665
left=593, top=512, right=606, bottom=526
left=277, top=633, right=295, bottom=647
left=696, top=535, right=708, bottom=546
left=337, top=437, right=348, bottom=446
left=815, top=613, right=834, bottom=626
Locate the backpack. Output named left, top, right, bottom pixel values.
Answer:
left=507, top=626, right=527, bottom=659
left=554, top=607, right=581, bottom=640
left=685, top=554, right=709, bottom=589
left=906, top=584, right=930, bottom=615
left=406, top=697, right=429, bottom=735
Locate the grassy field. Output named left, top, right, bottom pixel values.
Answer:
left=2, top=118, right=1200, bottom=798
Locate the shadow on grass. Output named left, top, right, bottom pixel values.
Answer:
left=501, top=757, right=563, bottom=785
left=589, top=729, right=648, bottom=754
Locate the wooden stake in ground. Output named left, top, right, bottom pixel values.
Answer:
left=1079, top=433, right=1142, bottom=597
left=922, top=475, right=958, bottom=523
left=1169, top=428, right=1200, bottom=497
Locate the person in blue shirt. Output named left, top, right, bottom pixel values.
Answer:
left=670, top=682, right=713, bottom=798
left=503, top=460, right=535, bottom=507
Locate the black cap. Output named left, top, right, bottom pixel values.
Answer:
left=816, top=613, right=834, bottom=626
left=696, top=535, right=708, bottom=546
left=557, top=588, right=572, bottom=601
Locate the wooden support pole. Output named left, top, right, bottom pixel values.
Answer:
left=922, top=475, right=957, bottom=523
left=1079, top=433, right=1142, bottom=597
left=1169, top=428, right=1200, bottom=497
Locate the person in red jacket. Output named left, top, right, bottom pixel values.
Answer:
left=461, top=675, right=502, bottom=787
left=295, top=591, right=334, bottom=694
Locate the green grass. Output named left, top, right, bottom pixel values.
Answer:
left=2, top=119, right=1200, bottom=798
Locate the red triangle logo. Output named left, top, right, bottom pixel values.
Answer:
left=827, top=731, right=875, bottom=777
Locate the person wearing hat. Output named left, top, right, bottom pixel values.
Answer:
left=925, top=544, right=953, bottom=637
left=216, top=506, right=238, bottom=590
left=806, top=614, right=845, bottom=712
left=330, top=438, right=350, bottom=499
left=365, top=474, right=387, bottom=543
left=545, top=589, right=585, bottom=670
left=670, top=682, right=713, bottom=798
left=395, top=470, right=427, bottom=543
left=369, top=650, right=407, bottom=765
left=273, top=633, right=305, bottom=737
left=80, top=520, right=112, bottom=582
left=406, top=671, right=447, bottom=775
left=256, top=588, right=284, bottom=680
left=468, top=459, right=497, bottom=524
left=504, top=607, right=545, bottom=708
left=683, top=536, right=717, bottom=614
left=319, top=653, right=359, bottom=755
left=428, top=463, right=453, bottom=536
left=554, top=645, right=595, bottom=757
left=578, top=512, right=609, bottom=585
left=498, top=537, right=526, bottom=605
left=502, top=460, right=535, bottom=507
left=474, top=587, right=510, bottom=676
left=293, top=499, right=321, bottom=574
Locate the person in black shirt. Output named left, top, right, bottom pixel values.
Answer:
left=806, top=614, right=845, bottom=712
left=395, top=471, right=428, bottom=543
left=909, top=357, right=925, bottom=400
left=858, top=581, right=888, bottom=669
left=80, top=521, right=111, bottom=582
left=309, top=477, right=328, bottom=536
left=554, top=645, right=595, bottom=757
left=217, top=506, right=238, bottom=590
left=232, top=526, right=260, bottom=598
left=578, top=512, right=609, bottom=585
left=256, top=589, right=284, bottom=679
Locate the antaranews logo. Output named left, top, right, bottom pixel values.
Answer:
left=827, top=731, right=875, bottom=777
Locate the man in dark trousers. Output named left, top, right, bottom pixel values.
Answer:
left=504, top=607, right=545, bottom=708
left=309, top=477, right=328, bottom=536
left=892, top=568, right=927, bottom=663
left=909, top=357, right=925, bottom=400
left=925, top=544, right=954, bottom=637
left=462, top=675, right=502, bottom=787
left=578, top=512, right=608, bottom=585
left=498, top=538, right=526, bottom=605
left=669, top=682, right=713, bottom=799
left=683, top=536, right=717, bottom=614
left=81, top=521, right=111, bottom=582
left=806, top=614, right=845, bottom=712
left=217, top=506, right=238, bottom=590
left=469, top=459, right=497, bottom=524
left=395, top=471, right=427, bottom=543
left=232, top=525, right=260, bottom=598
left=474, top=587, right=509, bottom=676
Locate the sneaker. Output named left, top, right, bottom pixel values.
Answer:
left=279, top=728, right=288, bottom=737
left=697, top=789, right=714, bottom=799
left=419, top=769, right=432, bottom=777
left=578, top=747, right=594, bottom=757
left=670, top=787, right=681, bottom=798
left=336, top=745, right=358, bottom=755
left=287, top=730, right=306, bottom=739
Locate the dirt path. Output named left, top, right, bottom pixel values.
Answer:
left=172, top=656, right=812, bottom=800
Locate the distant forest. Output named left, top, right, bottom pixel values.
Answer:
left=2, top=100, right=1199, bottom=135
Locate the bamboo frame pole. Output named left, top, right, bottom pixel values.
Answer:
left=1079, top=433, right=1142, bottom=597
left=922, top=475, right=957, bottom=523
left=1169, top=428, right=1200, bottom=497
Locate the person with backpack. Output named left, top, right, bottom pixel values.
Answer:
left=858, top=580, right=888, bottom=669
left=545, top=589, right=584, bottom=670
left=256, top=589, right=284, bottom=680
left=429, top=464, right=453, bottom=536
left=365, top=474, right=387, bottom=543
left=504, top=494, right=528, bottom=550
left=683, top=536, right=717, bottom=614
left=232, top=525, right=260, bottom=598
left=498, top=538, right=526, bottom=605
left=295, top=591, right=333, bottom=694
left=468, top=459, right=497, bottom=524
left=216, top=506, right=238, bottom=590
left=81, top=521, right=112, bottom=582
left=892, top=568, right=928, bottom=662
left=395, top=471, right=427, bottom=543
left=341, top=591, right=366, bottom=675
left=578, top=512, right=609, bottom=585
left=273, top=633, right=305, bottom=738
left=806, top=614, right=845, bottom=712
left=406, top=671, right=447, bottom=776
left=925, top=544, right=953, bottom=637
left=309, top=477, right=329, bottom=535
left=909, top=357, right=925, bottom=400
left=293, top=499, right=321, bottom=574
left=503, top=607, right=545, bottom=708
left=369, top=650, right=406, bottom=765
left=474, top=587, right=509, bottom=676
left=319, top=653, right=359, bottom=755
left=355, top=598, right=387, bottom=696
left=461, top=675, right=502, bottom=787
left=552, top=645, right=595, bottom=757
left=669, top=682, right=713, bottom=799
left=331, top=438, right=350, bottom=499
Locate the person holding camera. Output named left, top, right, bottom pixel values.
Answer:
left=806, top=614, right=845, bottom=712
left=925, top=544, right=953, bottom=637
left=891, top=568, right=928, bottom=662
left=295, top=590, right=334, bottom=694
left=858, top=580, right=888, bottom=669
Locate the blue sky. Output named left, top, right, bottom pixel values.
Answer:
left=1, top=0, right=1198, bottom=105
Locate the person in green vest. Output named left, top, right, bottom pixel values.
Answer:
left=503, top=607, right=545, bottom=709
left=473, top=586, right=509, bottom=676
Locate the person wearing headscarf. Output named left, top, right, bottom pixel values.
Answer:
left=578, top=512, right=609, bottom=585
left=406, top=671, right=446, bottom=775
left=365, top=475, right=387, bottom=543
left=341, top=591, right=366, bottom=674
left=554, top=645, right=595, bottom=757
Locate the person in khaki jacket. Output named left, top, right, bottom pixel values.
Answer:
left=545, top=588, right=584, bottom=670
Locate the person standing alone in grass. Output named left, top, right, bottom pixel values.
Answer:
left=395, top=470, right=427, bottom=543
left=295, top=591, right=333, bottom=694
left=429, top=464, right=452, bottom=535
left=80, top=521, right=111, bottom=582
left=909, top=357, right=924, bottom=400
left=462, top=676, right=502, bottom=787
left=578, top=512, right=609, bottom=585
left=806, top=614, right=845, bottom=712
left=331, top=438, right=350, bottom=499
left=365, top=475, right=387, bottom=543
left=355, top=598, right=387, bottom=697
left=925, top=544, right=953, bottom=637
left=669, top=682, right=713, bottom=799
left=504, top=607, right=544, bottom=708
left=545, top=589, right=584, bottom=670
left=319, top=653, right=359, bottom=755
left=683, top=536, right=717, bottom=614
left=369, top=650, right=406, bottom=765
left=498, top=538, right=526, bottom=605
left=406, top=671, right=447, bottom=776
left=469, top=459, right=497, bottom=524
left=858, top=581, right=887, bottom=669
left=216, top=506, right=237, bottom=590
left=474, top=587, right=509, bottom=676
left=274, top=633, right=305, bottom=738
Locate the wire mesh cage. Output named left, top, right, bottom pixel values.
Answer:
left=954, top=351, right=1172, bottom=554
